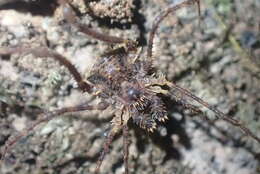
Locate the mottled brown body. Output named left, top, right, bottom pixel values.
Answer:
left=88, top=47, right=168, bottom=132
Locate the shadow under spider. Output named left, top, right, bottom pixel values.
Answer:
left=132, top=101, right=192, bottom=160
left=133, top=118, right=187, bottom=160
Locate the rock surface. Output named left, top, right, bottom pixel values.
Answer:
left=0, top=0, right=259, bottom=174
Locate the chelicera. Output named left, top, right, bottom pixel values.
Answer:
left=0, top=0, right=259, bottom=173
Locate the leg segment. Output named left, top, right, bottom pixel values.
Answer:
left=95, top=125, right=122, bottom=173
left=0, top=102, right=108, bottom=164
left=169, top=82, right=260, bottom=143
left=123, top=125, right=129, bottom=174
left=170, top=89, right=202, bottom=115
left=0, top=46, right=92, bottom=93
left=147, top=0, right=201, bottom=60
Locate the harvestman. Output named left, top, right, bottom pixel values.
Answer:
left=0, top=0, right=259, bottom=173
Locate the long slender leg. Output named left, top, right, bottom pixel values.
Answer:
left=170, top=89, right=202, bottom=115
left=58, top=0, right=137, bottom=49
left=147, top=0, right=200, bottom=60
left=169, top=82, right=260, bottom=143
left=95, top=125, right=122, bottom=174
left=123, top=125, right=129, bottom=174
left=0, top=46, right=92, bottom=93
left=0, top=102, right=108, bottom=164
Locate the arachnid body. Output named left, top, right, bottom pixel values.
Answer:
left=0, top=0, right=259, bottom=174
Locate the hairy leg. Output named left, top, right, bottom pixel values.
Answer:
left=170, top=89, right=203, bottom=115
left=0, top=46, right=92, bottom=93
left=123, top=125, right=129, bottom=174
left=169, top=82, right=260, bottom=143
left=95, top=124, right=122, bottom=173
left=145, top=0, right=260, bottom=143
left=147, top=0, right=200, bottom=60
left=0, top=102, right=108, bottom=164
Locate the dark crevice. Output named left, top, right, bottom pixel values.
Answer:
left=112, top=159, right=123, bottom=173
left=0, top=0, right=59, bottom=16
left=131, top=0, right=147, bottom=46
left=84, top=0, right=147, bottom=47
left=54, top=156, right=94, bottom=170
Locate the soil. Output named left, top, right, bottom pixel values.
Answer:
left=0, top=0, right=259, bottom=174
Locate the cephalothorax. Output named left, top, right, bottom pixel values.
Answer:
left=87, top=44, right=169, bottom=132
left=0, top=0, right=259, bottom=173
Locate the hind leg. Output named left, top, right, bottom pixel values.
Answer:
left=0, top=102, right=109, bottom=164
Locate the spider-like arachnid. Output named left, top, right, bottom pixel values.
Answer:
left=0, top=0, right=259, bottom=173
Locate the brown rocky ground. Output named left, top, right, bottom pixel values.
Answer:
left=0, top=0, right=259, bottom=174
